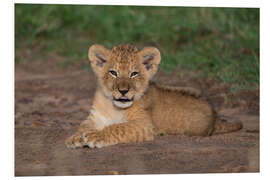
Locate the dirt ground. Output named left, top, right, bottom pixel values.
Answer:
left=15, top=54, right=259, bottom=176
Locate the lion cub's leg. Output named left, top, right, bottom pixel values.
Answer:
left=82, top=112, right=154, bottom=148
left=65, top=119, right=97, bottom=149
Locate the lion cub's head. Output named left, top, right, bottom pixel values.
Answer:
left=88, top=44, right=161, bottom=109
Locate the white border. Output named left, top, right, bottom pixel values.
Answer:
left=14, top=0, right=259, bottom=8
left=1, top=0, right=14, bottom=179
left=260, top=0, right=269, bottom=177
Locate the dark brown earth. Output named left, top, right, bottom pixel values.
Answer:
left=15, top=54, right=259, bottom=176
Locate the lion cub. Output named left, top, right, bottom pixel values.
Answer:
left=65, top=44, right=242, bottom=149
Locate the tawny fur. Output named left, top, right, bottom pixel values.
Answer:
left=65, top=44, right=243, bottom=149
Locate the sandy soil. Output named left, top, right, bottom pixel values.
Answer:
left=15, top=55, right=259, bottom=176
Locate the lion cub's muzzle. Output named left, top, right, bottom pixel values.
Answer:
left=112, top=80, right=135, bottom=108
left=113, top=87, right=134, bottom=108
left=114, top=87, right=134, bottom=103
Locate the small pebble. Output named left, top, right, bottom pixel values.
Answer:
left=106, top=171, right=119, bottom=175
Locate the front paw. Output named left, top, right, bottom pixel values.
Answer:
left=82, top=131, right=110, bottom=148
left=65, top=133, right=84, bottom=149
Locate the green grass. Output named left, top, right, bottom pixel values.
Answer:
left=15, top=4, right=259, bottom=92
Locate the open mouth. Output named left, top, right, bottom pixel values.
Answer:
left=113, top=96, right=133, bottom=103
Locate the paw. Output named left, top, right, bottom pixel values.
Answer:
left=65, top=133, right=85, bottom=149
left=82, top=131, right=110, bottom=148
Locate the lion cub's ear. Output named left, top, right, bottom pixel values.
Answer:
left=88, top=44, right=110, bottom=75
left=138, top=47, right=161, bottom=79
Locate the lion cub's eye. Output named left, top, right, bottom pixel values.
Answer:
left=109, top=70, right=117, bottom=77
left=130, top=71, right=139, bottom=78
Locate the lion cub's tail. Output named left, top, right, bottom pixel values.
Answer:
left=212, top=116, right=243, bottom=135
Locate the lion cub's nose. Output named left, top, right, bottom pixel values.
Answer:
left=118, top=88, right=129, bottom=96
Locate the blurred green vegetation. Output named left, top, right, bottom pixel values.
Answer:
left=15, top=4, right=259, bottom=91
